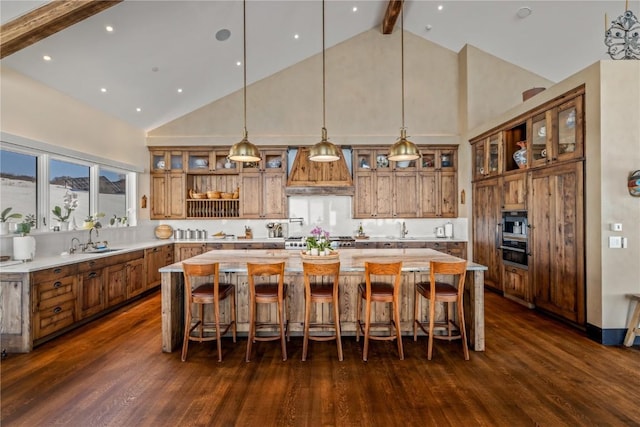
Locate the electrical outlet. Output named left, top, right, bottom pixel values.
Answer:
left=609, top=236, right=622, bottom=248
left=611, top=223, right=623, bottom=232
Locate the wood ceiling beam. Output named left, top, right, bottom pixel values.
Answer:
left=0, top=0, right=122, bottom=59
left=381, top=0, right=404, bottom=34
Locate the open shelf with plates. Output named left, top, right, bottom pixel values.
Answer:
left=187, top=199, right=239, bottom=218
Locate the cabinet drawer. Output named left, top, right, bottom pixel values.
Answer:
left=425, top=241, right=446, bottom=251
left=77, top=258, right=108, bottom=274
left=35, top=276, right=75, bottom=304
left=34, top=299, right=76, bottom=339
left=32, top=265, right=77, bottom=283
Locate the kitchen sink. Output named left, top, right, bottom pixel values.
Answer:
left=81, top=248, right=123, bottom=254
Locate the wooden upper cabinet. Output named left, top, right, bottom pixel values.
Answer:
left=239, top=148, right=287, bottom=219
left=150, top=150, right=185, bottom=173
left=471, top=133, right=502, bottom=180
left=353, top=145, right=458, bottom=219
left=528, top=111, right=552, bottom=168
left=502, top=173, right=527, bottom=211
left=552, top=95, right=583, bottom=163
left=151, top=173, right=185, bottom=219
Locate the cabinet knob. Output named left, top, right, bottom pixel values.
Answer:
left=53, top=281, right=62, bottom=288
left=53, top=306, right=62, bottom=314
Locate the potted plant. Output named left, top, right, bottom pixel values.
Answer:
left=83, top=212, right=105, bottom=229
left=13, top=214, right=36, bottom=261
left=0, top=207, right=22, bottom=235
left=305, top=226, right=332, bottom=256
left=51, top=191, right=78, bottom=230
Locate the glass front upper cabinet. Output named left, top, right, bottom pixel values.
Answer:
left=554, top=95, right=583, bottom=162
left=471, top=133, right=501, bottom=180
left=150, top=150, right=185, bottom=173
left=529, top=111, right=551, bottom=167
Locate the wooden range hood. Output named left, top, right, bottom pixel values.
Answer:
left=285, top=147, right=354, bottom=196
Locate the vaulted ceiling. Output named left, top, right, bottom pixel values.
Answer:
left=1, top=0, right=636, bottom=131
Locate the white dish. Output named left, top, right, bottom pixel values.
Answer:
left=376, top=155, right=389, bottom=168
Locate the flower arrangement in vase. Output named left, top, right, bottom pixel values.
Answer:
left=304, top=226, right=333, bottom=256
left=52, top=191, right=78, bottom=230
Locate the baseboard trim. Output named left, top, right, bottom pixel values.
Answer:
left=586, top=323, right=639, bottom=346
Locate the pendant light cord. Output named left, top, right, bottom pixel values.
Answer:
left=322, top=0, right=326, bottom=131
left=401, top=3, right=405, bottom=130
left=243, top=0, right=248, bottom=135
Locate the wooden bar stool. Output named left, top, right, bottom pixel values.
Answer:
left=624, top=294, right=640, bottom=347
left=356, top=261, right=404, bottom=361
left=181, top=262, right=236, bottom=362
left=302, top=261, right=343, bottom=361
left=246, top=262, right=289, bottom=362
left=414, top=260, right=469, bottom=360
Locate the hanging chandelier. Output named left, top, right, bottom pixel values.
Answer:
left=604, top=0, right=640, bottom=60
left=229, top=0, right=261, bottom=162
left=309, top=0, right=341, bottom=162
left=387, top=2, right=421, bottom=162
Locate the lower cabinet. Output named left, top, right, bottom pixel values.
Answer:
left=32, top=265, right=78, bottom=340
left=78, top=262, right=105, bottom=319
left=146, top=244, right=174, bottom=289
left=125, top=257, right=146, bottom=298
left=502, top=264, right=533, bottom=308
left=23, top=246, right=171, bottom=350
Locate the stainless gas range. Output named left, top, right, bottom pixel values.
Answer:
left=284, top=235, right=356, bottom=250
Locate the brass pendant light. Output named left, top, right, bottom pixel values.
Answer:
left=387, top=3, right=421, bottom=162
left=309, top=0, right=341, bottom=162
left=229, top=0, right=261, bottom=162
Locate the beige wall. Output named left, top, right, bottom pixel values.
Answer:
left=0, top=66, right=147, bottom=167
left=148, top=29, right=462, bottom=146
left=0, top=65, right=150, bottom=220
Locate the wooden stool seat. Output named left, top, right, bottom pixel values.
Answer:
left=416, top=281, right=458, bottom=298
left=302, top=261, right=343, bottom=362
left=356, top=261, right=404, bottom=361
left=623, top=294, right=640, bottom=347
left=246, top=262, right=289, bottom=362
left=181, top=262, right=237, bottom=363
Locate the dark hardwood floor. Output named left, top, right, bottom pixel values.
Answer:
left=2, top=290, right=639, bottom=426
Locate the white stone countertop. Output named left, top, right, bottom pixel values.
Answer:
left=160, top=248, right=486, bottom=274
left=0, top=240, right=171, bottom=273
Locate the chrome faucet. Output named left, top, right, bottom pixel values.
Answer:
left=69, top=237, right=82, bottom=254
left=85, top=226, right=99, bottom=251
left=401, top=221, right=408, bottom=238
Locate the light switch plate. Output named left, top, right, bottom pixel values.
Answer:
left=609, top=236, right=623, bottom=248
left=611, top=223, right=623, bottom=231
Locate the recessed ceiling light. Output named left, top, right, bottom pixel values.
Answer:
left=438, top=5, right=444, bottom=11
left=177, top=88, right=183, bottom=93
left=294, top=34, right=300, bottom=39
left=152, top=66, right=159, bottom=72
left=516, top=6, right=532, bottom=18
left=100, top=88, right=107, bottom=93
left=105, top=25, right=114, bottom=32
left=352, top=6, right=358, bottom=12
left=43, top=55, right=52, bottom=61
left=236, top=61, right=242, bottom=66
left=136, top=107, right=142, bottom=112
left=425, top=25, right=433, bottom=31
left=215, top=29, right=231, bottom=42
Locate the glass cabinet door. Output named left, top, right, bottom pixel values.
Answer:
left=439, top=148, right=457, bottom=171
left=355, top=150, right=374, bottom=172
left=554, top=95, right=583, bottom=162
left=487, top=133, right=501, bottom=176
left=421, top=149, right=437, bottom=171
left=530, top=112, right=551, bottom=167
left=473, top=142, right=486, bottom=179
left=169, top=151, right=185, bottom=171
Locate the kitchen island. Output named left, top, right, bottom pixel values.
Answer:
left=160, top=248, right=487, bottom=353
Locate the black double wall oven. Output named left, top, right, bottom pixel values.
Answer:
left=501, top=210, right=528, bottom=268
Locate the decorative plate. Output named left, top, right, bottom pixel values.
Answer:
left=376, top=155, right=389, bottom=168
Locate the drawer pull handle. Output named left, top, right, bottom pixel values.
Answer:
left=54, top=268, right=62, bottom=274
left=53, top=307, right=62, bottom=314
left=53, top=281, right=62, bottom=288
left=88, top=272, right=98, bottom=278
